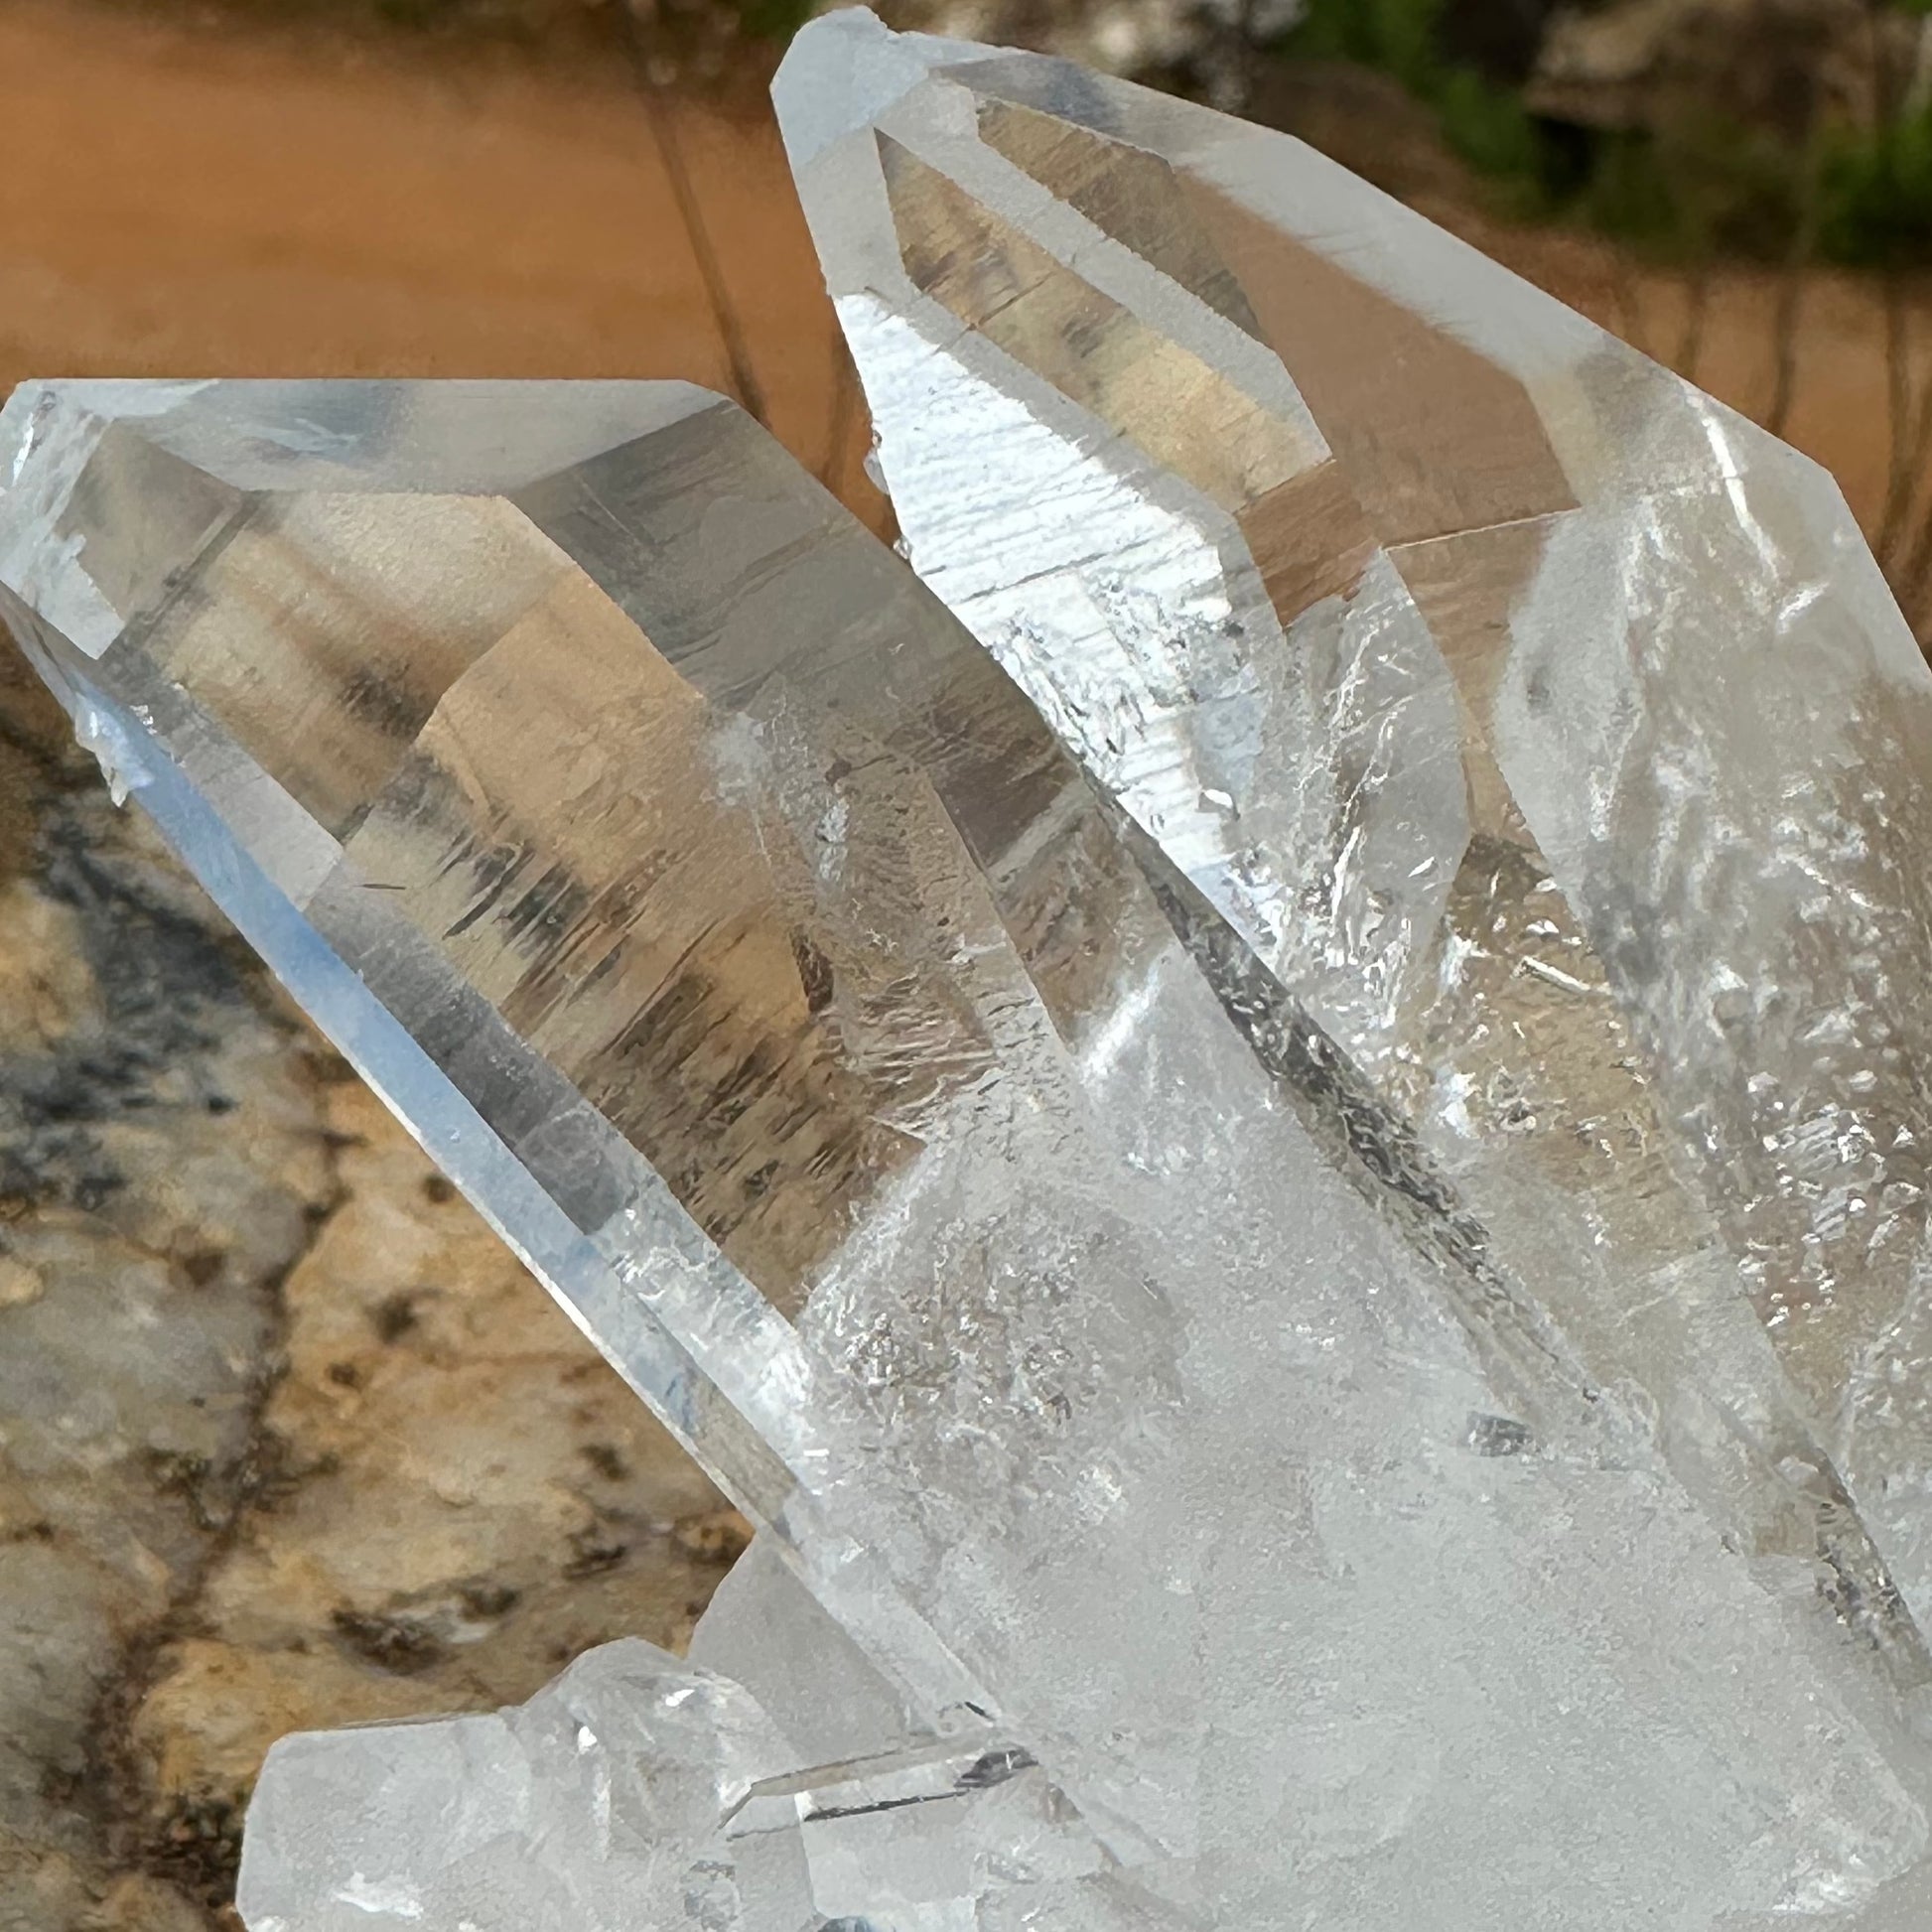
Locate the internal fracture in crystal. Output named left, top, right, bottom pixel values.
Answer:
left=3, top=38, right=1932, bottom=1910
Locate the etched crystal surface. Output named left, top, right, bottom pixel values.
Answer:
left=2, top=334, right=1932, bottom=1925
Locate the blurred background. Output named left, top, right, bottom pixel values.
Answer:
left=1, top=1, right=1928, bottom=1926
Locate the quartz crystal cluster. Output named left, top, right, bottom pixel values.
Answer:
left=5, top=12, right=1932, bottom=1926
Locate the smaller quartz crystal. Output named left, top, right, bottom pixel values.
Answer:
left=235, top=1641, right=784, bottom=1931
left=237, top=1613, right=1098, bottom=1931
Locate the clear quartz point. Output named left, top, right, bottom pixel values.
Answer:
left=0, top=325, right=1930, bottom=1925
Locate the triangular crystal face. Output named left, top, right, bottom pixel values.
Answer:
left=780, top=0, right=1932, bottom=1737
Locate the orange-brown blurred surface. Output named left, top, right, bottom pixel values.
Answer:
left=0, top=0, right=875, bottom=499
left=0, top=0, right=1917, bottom=575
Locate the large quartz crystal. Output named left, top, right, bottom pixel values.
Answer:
left=779, top=0, right=1932, bottom=1727
left=4, top=24, right=1932, bottom=1912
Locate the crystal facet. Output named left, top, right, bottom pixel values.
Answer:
left=6, top=118, right=1932, bottom=1914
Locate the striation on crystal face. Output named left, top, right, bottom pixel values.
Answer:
left=6, top=372, right=1932, bottom=1926
left=776, top=3, right=1932, bottom=1677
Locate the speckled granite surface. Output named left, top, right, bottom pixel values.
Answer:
left=0, top=650, right=744, bottom=1931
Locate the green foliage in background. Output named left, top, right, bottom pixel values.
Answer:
left=1575, top=121, right=1808, bottom=260
left=732, top=0, right=813, bottom=41
left=1821, top=110, right=1932, bottom=266
left=1278, top=0, right=1932, bottom=268
left=1281, top=0, right=1543, bottom=181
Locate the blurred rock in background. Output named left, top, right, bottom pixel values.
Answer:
left=0, top=657, right=742, bottom=1930
left=1528, top=0, right=1924, bottom=139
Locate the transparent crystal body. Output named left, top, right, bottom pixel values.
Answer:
left=774, top=23, right=1932, bottom=1656
left=779, top=3, right=1932, bottom=1891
